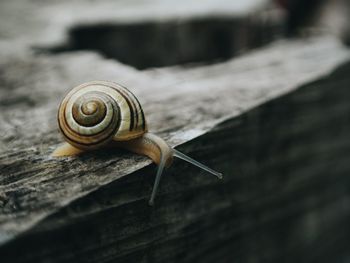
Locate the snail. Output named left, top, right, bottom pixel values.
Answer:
left=52, top=81, right=222, bottom=205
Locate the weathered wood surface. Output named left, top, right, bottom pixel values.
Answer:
left=1, top=0, right=350, bottom=262
left=1, top=36, right=350, bottom=262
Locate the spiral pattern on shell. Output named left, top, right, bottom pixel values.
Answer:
left=58, top=81, right=147, bottom=150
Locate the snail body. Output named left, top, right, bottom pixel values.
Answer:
left=53, top=81, right=222, bottom=205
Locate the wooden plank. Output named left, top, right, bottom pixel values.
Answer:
left=0, top=35, right=349, bottom=249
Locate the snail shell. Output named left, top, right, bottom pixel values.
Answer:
left=58, top=81, right=147, bottom=150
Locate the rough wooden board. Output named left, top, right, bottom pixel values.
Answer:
left=0, top=36, right=349, bottom=248
left=1, top=56, right=350, bottom=263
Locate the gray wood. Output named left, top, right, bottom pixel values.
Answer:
left=1, top=36, right=349, bottom=262
left=1, top=0, right=350, bottom=262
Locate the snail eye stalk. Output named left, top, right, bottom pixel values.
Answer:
left=149, top=156, right=166, bottom=206
left=173, top=149, right=223, bottom=179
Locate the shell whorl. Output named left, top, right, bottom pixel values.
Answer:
left=58, top=81, right=147, bottom=150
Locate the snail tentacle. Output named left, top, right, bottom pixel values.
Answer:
left=173, top=149, right=223, bottom=179
left=149, top=155, right=167, bottom=206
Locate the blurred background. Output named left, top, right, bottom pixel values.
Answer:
left=40, top=0, right=350, bottom=68
left=2, top=0, right=349, bottom=69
